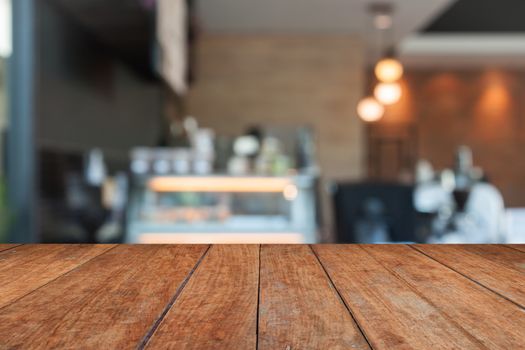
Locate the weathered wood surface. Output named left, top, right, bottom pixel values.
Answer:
left=363, top=244, right=525, bottom=349
left=0, top=245, right=208, bottom=349
left=0, top=244, right=114, bottom=308
left=258, top=245, right=370, bottom=350
left=414, top=244, right=525, bottom=307
left=508, top=244, right=525, bottom=253
left=0, top=244, right=524, bottom=349
left=0, top=244, right=20, bottom=252
left=313, top=245, right=486, bottom=349
left=145, top=245, right=259, bottom=349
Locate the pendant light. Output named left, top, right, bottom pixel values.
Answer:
left=375, top=57, right=403, bottom=83
left=372, top=3, right=404, bottom=83
left=357, top=3, right=404, bottom=123
left=357, top=97, right=384, bottom=122
left=374, top=81, right=401, bottom=105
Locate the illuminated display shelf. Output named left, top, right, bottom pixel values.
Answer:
left=126, top=174, right=319, bottom=244
left=148, top=175, right=296, bottom=193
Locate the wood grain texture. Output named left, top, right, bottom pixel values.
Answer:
left=313, top=244, right=484, bottom=350
left=0, top=244, right=113, bottom=308
left=258, top=245, right=370, bottom=350
left=145, top=245, right=259, bottom=350
left=0, top=245, right=208, bottom=349
left=1, top=244, right=524, bottom=349
left=414, top=244, right=525, bottom=307
left=363, top=244, right=525, bottom=349
left=507, top=244, right=525, bottom=253
left=0, top=244, right=20, bottom=252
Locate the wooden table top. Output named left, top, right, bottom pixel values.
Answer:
left=0, top=244, right=524, bottom=349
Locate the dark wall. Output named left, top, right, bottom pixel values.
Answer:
left=36, top=0, right=162, bottom=163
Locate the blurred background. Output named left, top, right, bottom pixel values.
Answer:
left=1, top=0, right=524, bottom=244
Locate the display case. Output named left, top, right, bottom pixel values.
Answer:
left=126, top=174, right=318, bottom=243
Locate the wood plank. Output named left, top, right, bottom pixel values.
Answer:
left=363, top=244, right=525, bottom=349
left=145, top=244, right=259, bottom=349
left=313, top=245, right=485, bottom=350
left=0, top=244, right=114, bottom=308
left=258, top=245, right=370, bottom=350
left=458, top=245, right=525, bottom=272
left=507, top=244, right=525, bottom=253
left=0, top=245, right=208, bottom=349
left=0, top=244, right=21, bottom=252
left=416, top=245, right=525, bottom=273
left=414, top=244, right=525, bottom=307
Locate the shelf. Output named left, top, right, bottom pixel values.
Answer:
left=137, top=232, right=304, bottom=244
left=148, top=176, right=297, bottom=193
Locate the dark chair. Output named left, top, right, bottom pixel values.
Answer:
left=332, top=182, right=417, bottom=243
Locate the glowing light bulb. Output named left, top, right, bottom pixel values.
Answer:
left=374, top=82, right=402, bottom=105
left=357, top=97, right=384, bottom=122
left=375, top=58, right=403, bottom=83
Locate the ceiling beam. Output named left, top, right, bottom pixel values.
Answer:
left=399, top=34, right=525, bottom=67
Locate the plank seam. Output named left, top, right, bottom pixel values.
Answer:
left=503, top=244, right=525, bottom=254
left=0, top=244, right=23, bottom=254
left=309, top=245, right=375, bottom=350
left=137, top=245, right=212, bottom=350
left=0, top=244, right=117, bottom=312
left=409, top=245, right=525, bottom=311
left=361, top=245, right=490, bottom=350
left=256, top=244, right=261, bottom=350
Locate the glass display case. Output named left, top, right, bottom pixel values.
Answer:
left=126, top=174, right=318, bottom=243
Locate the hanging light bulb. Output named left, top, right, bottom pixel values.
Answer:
left=374, top=82, right=402, bottom=105
left=357, top=97, right=384, bottom=122
left=375, top=57, right=403, bottom=83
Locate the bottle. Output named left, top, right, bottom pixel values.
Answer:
left=85, top=149, right=107, bottom=187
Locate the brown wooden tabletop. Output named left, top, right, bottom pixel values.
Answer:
left=0, top=244, right=524, bottom=349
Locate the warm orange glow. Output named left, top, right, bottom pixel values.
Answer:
left=374, top=82, right=402, bottom=105
left=425, top=73, right=466, bottom=114
left=384, top=78, right=414, bottom=123
left=148, top=176, right=294, bottom=193
left=473, top=71, right=514, bottom=139
left=375, top=58, right=403, bottom=83
left=138, top=233, right=304, bottom=244
left=357, top=97, right=384, bottom=122
left=477, top=80, right=511, bottom=116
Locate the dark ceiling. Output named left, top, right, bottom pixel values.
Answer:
left=424, top=0, right=525, bottom=32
